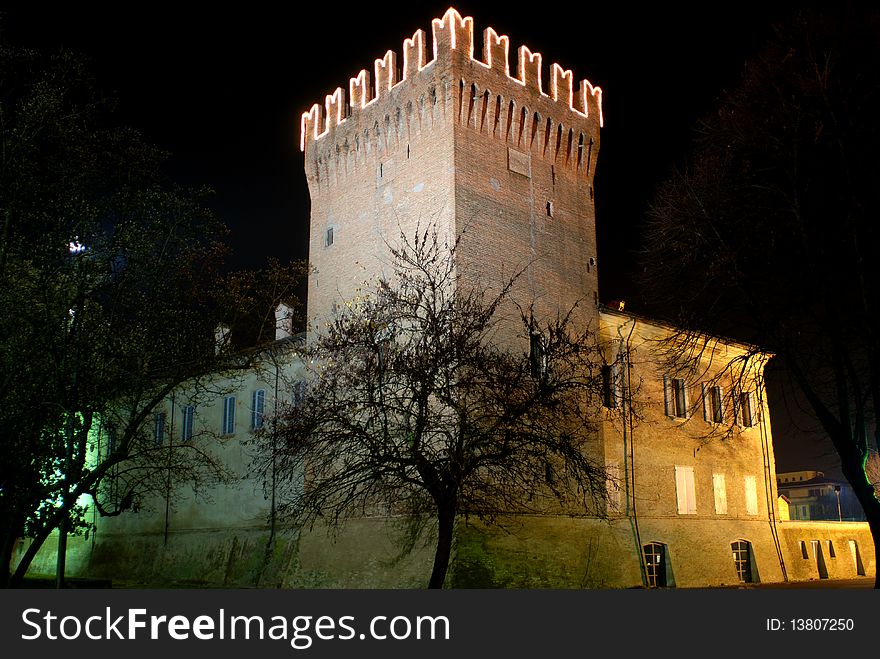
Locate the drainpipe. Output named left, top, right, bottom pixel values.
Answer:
left=757, top=378, right=787, bottom=581
left=618, top=317, right=646, bottom=587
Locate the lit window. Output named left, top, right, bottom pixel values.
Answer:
left=731, top=540, right=753, bottom=583
left=252, top=389, right=266, bottom=430
left=182, top=405, right=195, bottom=442
left=643, top=543, right=668, bottom=588
left=674, top=465, right=696, bottom=514
left=222, top=396, right=236, bottom=435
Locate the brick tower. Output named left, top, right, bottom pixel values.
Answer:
left=301, top=7, right=603, bottom=334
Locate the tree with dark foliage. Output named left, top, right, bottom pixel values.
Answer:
left=0, top=44, right=303, bottom=586
left=640, top=8, right=880, bottom=586
left=263, top=229, right=609, bottom=589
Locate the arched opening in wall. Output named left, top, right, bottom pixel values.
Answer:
left=642, top=542, right=671, bottom=588
left=480, top=90, right=490, bottom=132
left=565, top=128, right=574, bottom=165
left=576, top=132, right=585, bottom=170
left=493, top=95, right=502, bottom=136
left=848, top=540, right=866, bottom=576
left=543, top=117, right=552, bottom=155
left=530, top=111, right=539, bottom=149
left=811, top=540, right=829, bottom=578
left=430, top=86, right=437, bottom=107
left=395, top=107, right=403, bottom=143
left=469, top=83, right=478, bottom=127
left=731, top=540, right=756, bottom=583
left=587, top=136, right=594, bottom=175
left=518, top=106, right=528, bottom=146
left=506, top=99, right=515, bottom=142
left=384, top=115, right=391, bottom=151
left=458, top=79, right=465, bottom=122
left=555, top=124, right=564, bottom=161
left=406, top=101, right=414, bottom=138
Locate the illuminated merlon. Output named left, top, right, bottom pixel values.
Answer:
left=300, top=7, right=603, bottom=151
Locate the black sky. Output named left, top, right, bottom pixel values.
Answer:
left=3, top=1, right=834, bottom=473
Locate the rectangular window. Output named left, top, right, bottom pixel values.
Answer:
left=222, top=395, right=236, bottom=435
left=664, top=377, right=689, bottom=418
left=252, top=389, right=266, bottom=430
left=182, top=405, right=195, bottom=442
left=702, top=384, right=724, bottom=423
left=154, top=412, right=166, bottom=445
left=602, top=363, right=622, bottom=409
left=713, top=473, right=728, bottom=514
left=325, top=227, right=334, bottom=247
left=606, top=461, right=621, bottom=514
left=529, top=333, right=547, bottom=379
left=674, top=465, right=697, bottom=514
left=736, top=390, right=756, bottom=427
left=744, top=475, right=759, bottom=515
left=292, top=380, right=307, bottom=407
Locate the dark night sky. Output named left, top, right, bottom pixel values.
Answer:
left=3, top=1, right=836, bottom=474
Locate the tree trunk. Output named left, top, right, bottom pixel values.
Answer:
left=9, top=507, right=65, bottom=586
left=0, top=532, right=17, bottom=588
left=428, top=504, right=456, bottom=589
left=841, top=460, right=880, bottom=588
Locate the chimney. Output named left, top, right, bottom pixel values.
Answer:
left=275, top=302, right=294, bottom=340
left=214, top=323, right=231, bottom=355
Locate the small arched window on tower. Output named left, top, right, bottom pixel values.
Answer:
left=546, top=201, right=553, bottom=217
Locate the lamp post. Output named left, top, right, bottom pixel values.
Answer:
left=834, top=485, right=842, bottom=522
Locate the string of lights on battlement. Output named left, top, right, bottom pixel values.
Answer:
left=300, top=7, right=603, bottom=151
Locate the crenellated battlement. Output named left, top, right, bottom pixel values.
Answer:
left=300, top=7, right=603, bottom=151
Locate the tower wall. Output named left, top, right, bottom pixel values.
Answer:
left=301, top=8, right=603, bottom=334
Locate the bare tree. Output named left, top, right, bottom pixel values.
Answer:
left=260, top=228, right=610, bottom=588
left=640, top=8, right=880, bottom=585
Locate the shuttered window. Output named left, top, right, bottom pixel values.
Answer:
left=675, top=465, right=697, bottom=514
left=222, top=396, right=236, bottom=435
left=182, top=405, right=195, bottom=442
left=744, top=475, right=759, bottom=515
left=713, top=473, right=728, bottom=514
left=252, top=389, right=266, bottom=430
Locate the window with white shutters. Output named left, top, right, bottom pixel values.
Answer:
left=713, top=473, right=728, bottom=514
left=606, top=462, right=621, bottom=514
left=744, top=475, right=759, bottom=515
left=664, top=377, right=690, bottom=418
left=674, top=465, right=697, bottom=514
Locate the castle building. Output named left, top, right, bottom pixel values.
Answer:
left=25, top=7, right=874, bottom=587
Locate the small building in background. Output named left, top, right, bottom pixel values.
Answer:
left=777, top=471, right=865, bottom=521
